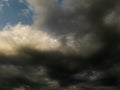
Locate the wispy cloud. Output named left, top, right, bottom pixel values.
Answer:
left=18, top=0, right=24, bottom=3
left=0, top=0, right=9, bottom=11
left=18, top=8, right=32, bottom=18
left=0, top=3, right=4, bottom=11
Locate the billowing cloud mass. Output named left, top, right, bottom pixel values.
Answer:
left=0, top=0, right=120, bottom=90
left=27, top=0, right=94, bottom=34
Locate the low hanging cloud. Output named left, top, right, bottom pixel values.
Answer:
left=0, top=23, right=104, bottom=90
left=0, top=23, right=60, bottom=54
left=0, top=23, right=102, bottom=57
left=0, top=0, right=120, bottom=90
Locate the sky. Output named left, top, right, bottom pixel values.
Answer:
left=0, top=0, right=33, bottom=29
left=0, top=0, right=64, bottom=29
left=0, top=0, right=120, bottom=90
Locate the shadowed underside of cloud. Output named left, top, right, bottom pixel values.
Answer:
left=0, top=0, right=120, bottom=90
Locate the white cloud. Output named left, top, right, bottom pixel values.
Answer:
left=18, top=8, right=31, bottom=17
left=0, top=23, right=61, bottom=55
left=0, top=0, right=9, bottom=11
left=4, top=0, right=9, bottom=2
left=0, top=3, right=4, bottom=11
left=18, top=0, right=24, bottom=3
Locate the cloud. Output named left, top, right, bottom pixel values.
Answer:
left=0, top=0, right=120, bottom=90
left=0, top=23, right=61, bottom=54
left=0, top=4, right=4, bottom=11
left=18, top=9, right=32, bottom=18
left=0, top=23, right=112, bottom=89
left=18, top=0, right=24, bottom=3
left=0, top=0, right=9, bottom=11
left=26, top=0, right=94, bottom=34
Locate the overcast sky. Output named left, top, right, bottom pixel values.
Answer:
left=0, top=0, right=119, bottom=90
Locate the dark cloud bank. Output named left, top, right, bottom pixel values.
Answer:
left=1, top=0, right=120, bottom=90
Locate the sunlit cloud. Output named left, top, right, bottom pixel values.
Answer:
left=0, top=23, right=62, bottom=55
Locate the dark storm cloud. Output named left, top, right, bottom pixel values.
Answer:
left=28, top=0, right=96, bottom=35
left=0, top=0, right=120, bottom=90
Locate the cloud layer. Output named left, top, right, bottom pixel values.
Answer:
left=0, top=0, right=120, bottom=90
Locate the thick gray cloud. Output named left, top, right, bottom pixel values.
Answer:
left=27, top=0, right=95, bottom=34
left=0, top=0, right=120, bottom=90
